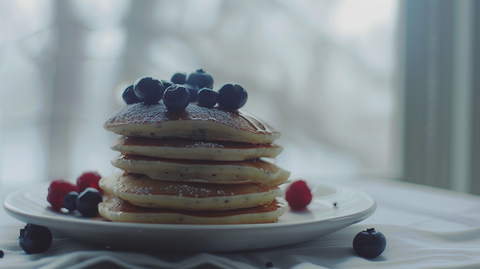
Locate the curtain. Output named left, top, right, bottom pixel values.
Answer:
left=401, top=0, right=480, bottom=195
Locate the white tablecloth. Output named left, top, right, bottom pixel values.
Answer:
left=2, top=177, right=480, bottom=269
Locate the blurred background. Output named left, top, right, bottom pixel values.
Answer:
left=0, top=0, right=478, bottom=195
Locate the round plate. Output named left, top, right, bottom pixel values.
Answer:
left=3, top=182, right=376, bottom=252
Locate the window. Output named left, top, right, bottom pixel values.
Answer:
left=0, top=0, right=399, bottom=188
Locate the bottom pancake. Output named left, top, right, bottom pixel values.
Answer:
left=98, top=197, right=287, bottom=224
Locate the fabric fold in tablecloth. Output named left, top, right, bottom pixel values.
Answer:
left=0, top=252, right=257, bottom=269
left=2, top=224, right=480, bottom=269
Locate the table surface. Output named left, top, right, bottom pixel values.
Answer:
left=1, top=177, right=480, bottom=269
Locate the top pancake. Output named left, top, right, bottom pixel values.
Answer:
left=104, top=103, right=280, bottom=144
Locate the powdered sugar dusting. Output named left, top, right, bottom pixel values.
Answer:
left=104, top=102, right=279, bottom=135
left=192, top=142, right=224, bottom=148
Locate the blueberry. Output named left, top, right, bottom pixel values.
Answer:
left=163, top=84, right=191, bottom=112
left=161, top=80, right=173, bottom=90
left=19, top=224, right=53, bottom=254
left=76, top=188, right=103, bottom=217
left=171, top=72, right=187, bottom=84
left=0, top=250, right=4, bottom=258
left=62, top=191, right=79, bottom=211
left=197, top=88, right=218, bottom=108
left=133, top=77, right=164, bottom=105
left=184, top=83, right=199, bottom=102
left=265, top=262, right=281, bottom=269
left=353, top=228, right=386, bottom=258
left=265, top=261, right=275, bottom=267
left=122, top=85, right=140, bottom=105
left=217, top=83, right=248, bottom=111
left=186, top=69, right=214, bottom=89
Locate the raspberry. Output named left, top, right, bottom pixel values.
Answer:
left=47, top=179, right=78, bottom=210
left=285, top=180, right=312, bottom=211
left=76, top=171, right=103, bottom=194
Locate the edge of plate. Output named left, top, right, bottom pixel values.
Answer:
left=3, top=182, right=376, bottom=231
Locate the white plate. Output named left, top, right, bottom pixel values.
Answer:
left=3, top=182, right=376, bottom=252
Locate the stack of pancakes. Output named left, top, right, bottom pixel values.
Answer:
left=98, top=102, right=290, bottom=224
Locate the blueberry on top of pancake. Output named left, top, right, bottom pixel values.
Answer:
left=104, top=103, right=280, bottom=144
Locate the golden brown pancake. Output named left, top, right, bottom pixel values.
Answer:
left=100, top=172, right=283, bottom=211
left=101, top=97, right=289, bottom=225
left=98, top=196, right=287, bottom=224
left=103, top=103, right=280, bottom=144
left=111, top=155, right=290, bottom=186
left=110, top=136, right=283, bottom=161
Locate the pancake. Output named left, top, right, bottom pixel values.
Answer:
left=110, top=136, right=283, bottom=161
left=98, top=196, right=287, bottom=224
left=99, top=172, right=282, bottom=211
left=103, top=103, right=280, bottom=144
left=111, top=155, right=290, bottom=186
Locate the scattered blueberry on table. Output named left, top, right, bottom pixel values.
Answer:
left=353, top=228, right=387, bottom=258
left=0, top=250, right=4, bottom=258
left=217, top=83, right=248, bottom=111
left=19, top=224, right=52, bottom=254
left=265, top=261, right=274, bottom=267
left=265, top=261, right=281, bottom=268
